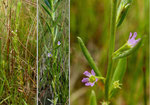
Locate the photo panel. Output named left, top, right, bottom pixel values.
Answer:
left=38, top=0, right=69, bottom=104
left=70, top=0, right=149, bottom=105
left=0, top=0, right=37, bottom=104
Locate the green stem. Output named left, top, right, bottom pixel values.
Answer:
left=105, top=0, right=117, bottom=101
left=50, top=0, right=55, bottom=47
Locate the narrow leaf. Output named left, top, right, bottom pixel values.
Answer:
left=41, top=4, right=52, bottom=18
left=46, top=22, right=52, bottom=34
left=44, top=0, right=52, bottom=10
left=77, top=37, right=102, bottom=77
left=22, top=99, right=28, bottom=105
left=90, top=90, right=97, bottom=105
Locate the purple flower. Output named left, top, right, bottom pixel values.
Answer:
left=57, top=41, right=61, bottom=46
left=48, top=52, right=52, bottom=57
left=82, top=70, right=98, bottom=87
left=127, top=32, right=141, bottom=47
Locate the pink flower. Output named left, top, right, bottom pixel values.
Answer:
left=48, top=52, right=52, bottom=57
left=127, top=32, right=141, bottom=47
left=82, top=70, right=98, bottom=87
left=57, top=41, right=61, bottom=46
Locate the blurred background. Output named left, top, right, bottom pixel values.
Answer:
left=70, top=0, right=149, bottom=105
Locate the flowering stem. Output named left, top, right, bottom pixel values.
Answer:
left=105, top=0, right=118, bottom=101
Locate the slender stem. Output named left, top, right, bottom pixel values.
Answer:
left=51, top=0, right=55, bottom=47
left=105, top=0, right=117, bottom=101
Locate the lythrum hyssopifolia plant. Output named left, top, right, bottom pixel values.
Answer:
left=78, top=0, right=145, bottom=104
left=38, top=0, right=69, bottom=105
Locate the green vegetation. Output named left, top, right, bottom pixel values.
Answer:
left=0, top=0, right=37, bottom=104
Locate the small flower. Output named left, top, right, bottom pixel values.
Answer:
left=101, top=101, right=110, bottom=105
left=48, top=52, right=52, bottom=57
left=57, top=41, right=61, bottom=46
left=82, top=70, right=98, bottom=87
left=127, top=32, right=141, bottom=48
left=113, top=80, right=122, bottom=89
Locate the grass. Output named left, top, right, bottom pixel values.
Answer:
left=38, top=0, right=69, bottom=105
left=0, top=0, right=37, bottom=104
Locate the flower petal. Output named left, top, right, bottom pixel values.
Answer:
left=90, top=83, right=95, bottom=87
left=132, top=32, right=137, bottom=39
left=129, top=32, right=132, bottom=39
left=83, top=71, right=91, bottom=77
left=95, top=78, right=98, bottom=82
left=85, top=82, right=92, bottom=86
left=57, top=41, right=61, bottom=45
left=91, top=69, right=95, bottom=76
left=136, top=38, right=141, bottom=42
left=82, top=78, right=89, bottom=83
left=48, top=52, right=52, bottom=57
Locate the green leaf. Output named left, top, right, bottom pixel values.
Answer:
left=77, top=37, right=102, bottom=77
left=44, top=0, right=52, bottom=10
left=41, top=4, right=52, bottom=17
left=22, top=99, right=28, bottom=105
left=46, top=22, right=52, bottom=34
left=113, top=38, right=142, bottom=59
left=109, top=57, right=127, bottom=97
left=90, top=90, right=97, bottom=105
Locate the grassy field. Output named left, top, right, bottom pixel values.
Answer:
left=0, top=0, right=37, bottom=104
left=70, top=0, right=149, bottom=105
left=38, top=0, right=69, bottom=105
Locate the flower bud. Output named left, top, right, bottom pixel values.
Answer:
left=101, top=101, right=110, bottom=105
left=113, top=80, right=122, bottom=89
left=116, top=0, right=131, bottom=27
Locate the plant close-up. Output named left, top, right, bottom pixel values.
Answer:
left=71, top=0, right=149, bottom=105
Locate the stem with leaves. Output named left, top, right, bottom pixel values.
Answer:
left=105, top=0, right=118, bottom=101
